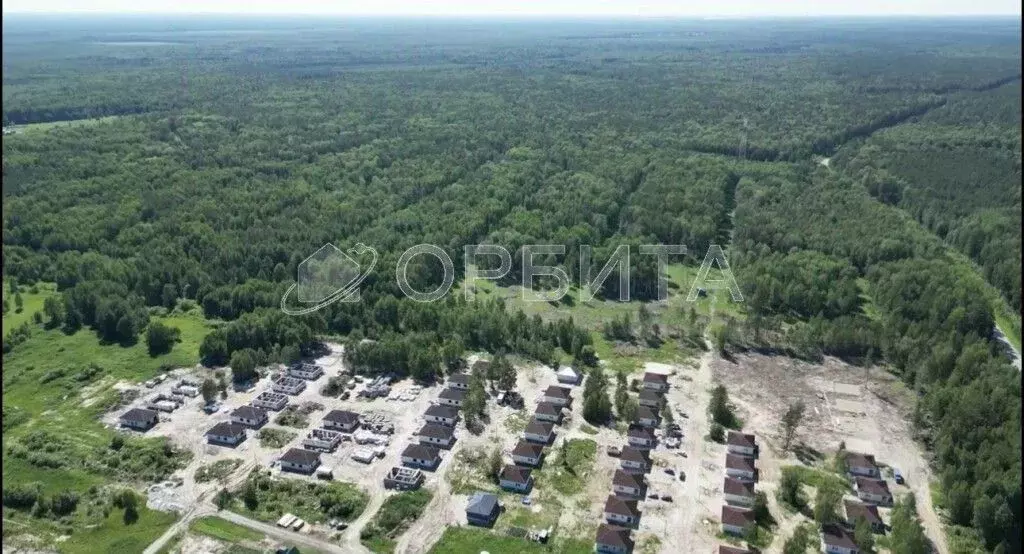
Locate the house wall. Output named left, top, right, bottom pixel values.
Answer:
left=724, top=493, right=754, bottom=506
left=642, top=381, right=668, bottom=392
left=621, top=460, right=648, bottom=471
left=232, top=415, right=266, bottom=427
left=823, top=542, right=858, bottom=554
left=281, top=460, right=316, bottom=473
left=596, top=543, right=628, bottom=554
left=500, top=479, right=530, bottom=492
left=638, top=398, right=662, bottom=408
left=208, top=434, right=243, bottom=445
left=425, top=415, right=456, bottom=426
left=857, top=491, right=892, bottom=505
left=728, top=445, right=756, bottom=457
left=402, top=456, right=438, bottom=469
left=524, top=432, right=551, bottom=443
left=628, top=437, right=654, bottom=448
left=850, top=466, right=879, bottom=478
left=124, top=419, right=155, bottom=430
left=613, top=484, right=641, bottom=497
left=543, top=396, right=568, bottom=406
left=324, top=420, right=357, bottom=431
left=605, top=512, right=636, bottom=526
left=534, top=412, right=561, bottom=423
left=513, top=454, right=540, bottom=466
left=418, top=435, right=453, bottom=447
left=726, top=468, right=755, bottom=481
left=439, top=398, right=462, bottom=406
left=723, top=523, right=750, bottom=536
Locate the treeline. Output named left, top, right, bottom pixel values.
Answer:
left=729, top=166, right=1021, bottom=551
left=836, top=85, right=1022, bottom=309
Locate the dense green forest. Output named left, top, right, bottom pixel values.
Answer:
left=2, top=15, right=1021, bottom=553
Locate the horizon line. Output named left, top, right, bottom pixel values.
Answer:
left=2, top=11, right=1021, bottom=18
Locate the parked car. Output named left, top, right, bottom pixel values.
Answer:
left=522, top=496, right=532, bottom=505
left=678, top=471, right=686, bottom=482
left=662, top=495, right=673, bottom=502
left=894, top=469, right=905, bottom=484
left=648, top=493, right=659, bottom=500
left=664, top=468, right=675, bottom=476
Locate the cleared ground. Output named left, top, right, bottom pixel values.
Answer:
left=709, top=353, right=948, bottom=554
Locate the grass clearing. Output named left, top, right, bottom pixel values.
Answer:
left=538, top=439, right=597, bottom=496
left=258, top=427, right=297, bottom=448
left=56, top=504, right=178, bottom=554
left=1, top=287, right=211, bottom=553
left=6, top=115, right=128, bottom=135
left=427, top=526, right=593, bottom=554
left=781, top=464, right=850, bottom=494
left=360, top=489, right=434, bottom=553
left=2, top=281, right=58, bottom=335
left=190, top=516, right=265, bottom=544
left=195, top=459, right=245, bottom=483
left=234, top=469, right=368, bottom=525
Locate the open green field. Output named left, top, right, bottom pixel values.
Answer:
left=6, top=115, right=128, bottom=135
left=1, top=500, right=178, bottom=554
left=1, top=285, right=212, bottom=552
left=459, top=263, right=743, bottom=373
left=190, top=516, right=266, bottom=544
left=2, top=280, right=58, bottom=335
left=427, top=526, right=593, bottom=554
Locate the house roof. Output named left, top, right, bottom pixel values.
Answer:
left=727, top=431, right=757, bottom=449
left=439, top=387, right=467, bottom=400
left=595, top=524, right=633, bottom=549
left=425, top=404, right=459, bottom=419
left=556, top=366, right=579, bottom=378
left=512, top=440, right=545, bottom=459
left=638, top=389, right=663, bottom=401
left=620, top=446, right=651, bottom=464
left=231, top=405, right=267, bottom=420
left=121, top=407, right=158, bottom=421
left=725, top=454, right=756, bottom=472
left=846, top=451, right=877, bottom=468
left=323, top=409, right=360, bottom=424
left=604, top=495, right=641, bottom=517
left=856, top=477, right=891, bottom=496
left=418, top=423, right=454, bottom=440
left=822, top=523, right=858, bottom=549
left=613, top=469, right=645, bottom=489
left=543, top=385, right=572, bottom=399
left=466, top=492, right=498, bottom=516
left=721, top=506, right=754, bottom=527
left=499, top=464, right=532, bottom=484
left=643, top=372, right=668, bottom=384
left=206, top=422, right=246, bottom=437
left=845, top=500, right=883, bottom=525
left=280, top=448, right=320, bottom=465
left=534, top=402, right=562, bottom=417
left=448, top=373, right=471, bottom=386
left=402, top=443, right=441, bottom=461
left=627, top=424, right=655, bottom=440
left=719, top=547, right=753, bottom=554
left=724, top=477, right=755, bottom=497
left=635, top=406, right=659, bottom=421
left=525, top=418, right=554, bottom=437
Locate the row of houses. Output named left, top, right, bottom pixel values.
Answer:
left=398, top=373, right=469, bottom=474
left=720, top=432, right=758, bottom=539
left=594, top=370, right=669, bottom=554
left=494, top=382, right=578, bottom=500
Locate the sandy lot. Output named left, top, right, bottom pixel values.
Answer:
left=710, top=353, right=947, bottom=554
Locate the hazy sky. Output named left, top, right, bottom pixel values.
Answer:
left=3, top=0, right=1021, bottom=16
